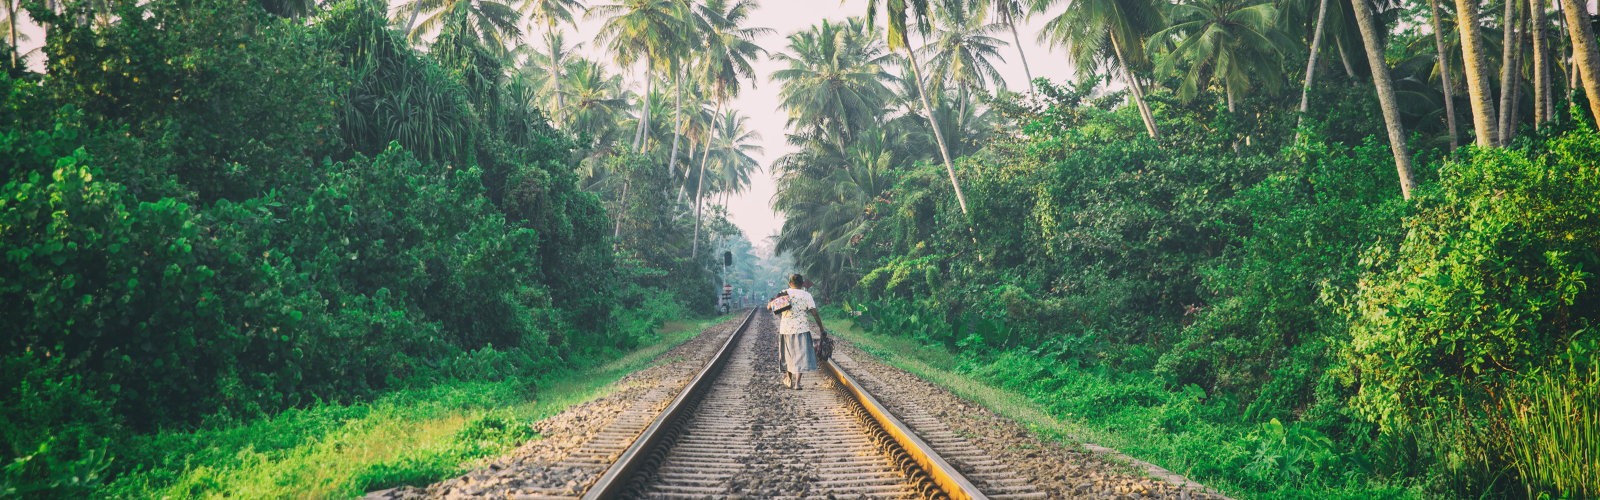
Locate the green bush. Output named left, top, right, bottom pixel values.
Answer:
left=1345, top=132, right=1600, bottom=427
left=0, top=352, right=117, bottom=498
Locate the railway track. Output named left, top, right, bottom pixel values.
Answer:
left=570, top=308, right=1044, bottom=500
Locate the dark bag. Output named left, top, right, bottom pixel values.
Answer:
left=767, top=290, right=792, bottom=315
left=814, top=331, right=833, bottom=362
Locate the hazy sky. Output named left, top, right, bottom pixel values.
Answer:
left=12, top=0, right=1083, bottom=241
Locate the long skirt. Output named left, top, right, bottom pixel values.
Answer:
left=780, top=332, right=818, bottom=373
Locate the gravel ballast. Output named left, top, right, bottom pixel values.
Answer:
left=829, top=337, right=1231, bottom=500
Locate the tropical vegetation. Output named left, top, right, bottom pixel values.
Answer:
left=771, top=0, right=1600, bottom=498
left=3, top=0, right=1600, bottom=496
left=1, top=0, right=776, bottom=495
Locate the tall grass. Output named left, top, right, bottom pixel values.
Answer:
left=1505, top=367, right=1600, bottom=499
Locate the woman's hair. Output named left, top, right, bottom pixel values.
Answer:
left=788, top=274, right=804, bottom=288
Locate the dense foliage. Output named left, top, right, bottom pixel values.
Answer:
left=767, top=1, right=1600, bottom=494
left=821, top=77, right=1600, bottom=497
left=0, top=0, right=744, bottom=495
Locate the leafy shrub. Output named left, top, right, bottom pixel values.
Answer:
left=1345, top=132, right=1600, bottom=427
left=0, top=353, right=117, bottom=499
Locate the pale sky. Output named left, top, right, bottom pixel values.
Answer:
left=12, top=0, right=1082, bottom=240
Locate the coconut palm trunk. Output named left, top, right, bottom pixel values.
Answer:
left=548, top=28, right=568, bottom=127
left=1430, top=0, right=1460, bottom=150
left=7, top=0, right=17, bottom=68
left=1227, top=82, right=1241, bottom=153
left=1297, top=0, right=1332, bottom=140
left=634, top=60, right=653, bottom=153
left=1337, top=36, right=1358, bottom=76
left=1560, top=0, right=1600, bottom=127
left=612, top=176, right=630, bottom=247
left=1499, top=0, right=1520, bottom=142
left=691, top=99, right=724, bottom=259
left=1351, top=0, right=1418, bottom=198
left=901, top=41, right=972, bottom=216
left=1510, top=7, right=1529, bottom=135
left=1456, top=0, right=1501, bottom=146
left=668, top=70, right=683, bottom=178
left=1110, top=31, right=1162, bottom=140
left=404, top=0, right=425, bottom=38
left=1003, top=9, right=1035, bottom=91
left=1533, top=0, right=1549, bottom=126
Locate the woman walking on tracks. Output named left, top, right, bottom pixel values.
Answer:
left=778, top=274, right=824, bottom=390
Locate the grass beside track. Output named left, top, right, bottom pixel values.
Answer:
left=823, top=318, right=1427, bottom=500
left=98, top=314, right=736, bottom=500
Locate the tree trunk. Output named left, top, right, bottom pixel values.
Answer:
left=1352, top=0, right=1418, bottom=198
left=404, top=0, right=424, bottom=39
left=1004, top=9, right=1035, bottom=91
left=1457, top=0, right=1502, bottom=146
left=549, top=28, right=566, bottom=127
left=1431, top=0, right=1460, bottom=151
left=8, top=0, right=17, bottom=68
left=1533, top=0, right=1549, bottom=126
left=1296, top=0, right=1332, bottom=140
left=1110, top=31, right=1162, bottom=140
left=668, top=70, right=683, bottom=178
left=1510, top=4, right=1529, bottom=137
left=1499, top=0, right=1520, bottom=142
left=1337, top=36, right=1359, bottom=77
left=902, top=42, right=972, bottom=216
left=1562, top=0, right=1577, bottom=115
left=1560, top=0, right=1600, bottom=127
left=691, top=100, right=724, bottom=259
left=1227, top=82, right=1240, bottom=153
left=612, top=176, right=630, bottom=249
left=634, top=60, right=652, bottom=153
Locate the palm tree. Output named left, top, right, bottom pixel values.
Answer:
left=1350, top=0, right=1416, bottom=198
left=1033, top=0, right=1165, bottom=141
left=706, top=109, right=764, bottom=199
left=771, top=18, right=898, bottom=153
left=561, top=58, right=631, bottom=144
left=674, top=84, right=716, bottom=204
left=516, top=31, right=584, bottom=123
left=589, top=0, right=692, bottom=153
left=522, top=0, right=584, bottom=119
left=973, top=0, right=1037, bottom=90
left=1147, top=0, right=1289, bottom=111
left=690, top=0, right=767, bottom=258
left=920, top=0, right=1011, bottom=113
left=865, top=0, right=974, bottom=216
left=773, top=126, right=906, bottom=286
left=524, top=0, right=584, bottom=35
left=1456, top=0, right=1500, bottom=146
left=397, top=0, right=523, bottom=53
left=1560, top=0, right=1600, bottom=128
left=666, top=0, right=711, bottom=185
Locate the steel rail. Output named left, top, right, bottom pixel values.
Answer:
left=825, top=357, right=989, bottom=500
left=578, top=307, right=757, bottom=500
